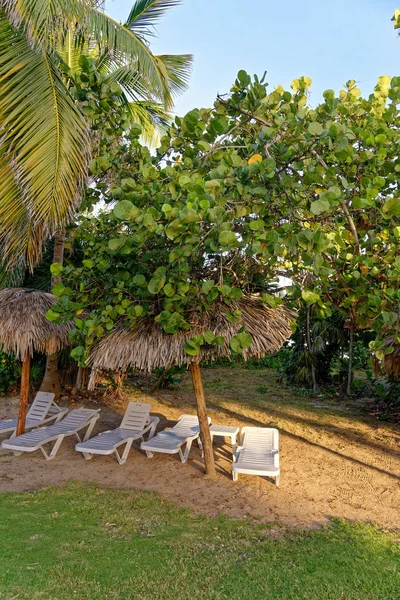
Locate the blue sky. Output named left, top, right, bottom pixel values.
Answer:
left=105, top=0, right=399, bottom=115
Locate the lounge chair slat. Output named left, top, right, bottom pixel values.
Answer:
left=1, top=409, right=100, bottom=459
left=0, top=392, right=68, bottom=437
left=232, top=427, right=280, bottom=485
left=141, top=415, right=211, bottom=463
left=75, top=403, right=159, bottom=464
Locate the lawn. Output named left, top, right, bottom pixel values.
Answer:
left=0, top=482, right=399, bottom=600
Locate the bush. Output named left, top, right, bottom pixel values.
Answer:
left=0, top=351, right=20, bottom=395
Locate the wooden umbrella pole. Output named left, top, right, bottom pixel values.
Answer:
left=190, top=362, right=216, bottom=478
left=16, top=352, right=31, bottom=436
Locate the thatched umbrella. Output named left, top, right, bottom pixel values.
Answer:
left=0, top=288, right=72, bottom=435
left=88, top=298, right=295, bottom=477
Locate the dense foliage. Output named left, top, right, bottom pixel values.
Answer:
left=0, top=351, right=20, bottom=395
left=46, top=72, right=400, bottom=376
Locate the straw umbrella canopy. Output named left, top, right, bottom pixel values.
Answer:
left=0, top=288, right=73, bottom=435
left=88, top=297, right=295, bottom=477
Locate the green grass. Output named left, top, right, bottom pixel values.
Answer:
left=0, top=482, right=399, bottom=600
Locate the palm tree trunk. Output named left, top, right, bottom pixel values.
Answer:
left=40, top=231, right=66, bottom=400
left=76, top=366, right=89, bottom=392
left=346, top=328, right=354, bottom=396
left=306, top=305, right=318, bottom=393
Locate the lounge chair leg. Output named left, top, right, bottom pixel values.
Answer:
left=147, top=421, right=158, bottom=440
left=145, top=450, right=154, bottom=458
left=197, top=436, right=204, bottom=457
left=41, top=435, right=65, bottom=461
left=82, top=452, right=93, bottom=461
left=276, top=474, right=280, bottom=487
left=82, top=418, right=97, bottom=442
left=116, top=439, right=134, bottom=465
left=232, top=471, right=238, bottom=482
left=179, top=439, right=194, bottom=463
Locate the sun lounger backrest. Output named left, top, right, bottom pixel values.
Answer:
left=240, top=427, right=278, bottom=451
left=26, top=392, right=55, bottom=423
left=173, top=415, right=211, bottom=437
left=56, top=409, right=99, bottom=431
left=120, top=402, right=151, bottom=431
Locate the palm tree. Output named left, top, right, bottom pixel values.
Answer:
left=0, top=0, right=192, bottom=272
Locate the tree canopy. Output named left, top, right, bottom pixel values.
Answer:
left=0, top=0, right=192, bottom=270
left=47, top=71, right=400, bottom=364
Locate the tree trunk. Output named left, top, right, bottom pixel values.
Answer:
left=190, top=363, right=216, bottom=478
left=40, top=353, right=61, bottom=399
left=306, top=305, right=318, bottom=393
left=114, top=371, right=125, bottom=398
left=76, top=366, right=89, bottom=392
left=40, top=230, right=66, bottom=399
left=151, top=365, right=172, bottom=393
left=347, top=328, right=354, bottom=396
left=16, top=354, right=30, bottom=436
left=52, top=230, right=66, bottom=285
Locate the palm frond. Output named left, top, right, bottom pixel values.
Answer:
left=0, top=155, right=46, bottom=269
left=0, top=10, right=90, bottom=271
left=128, top=100, right=171, bottom=145
left=155, top=53, right=192, bottom=96
left=85, top=6, right=174, bottom=106
left=3, top=0, right=86, bottom=45
left=124, top=0, right=181, bottom=35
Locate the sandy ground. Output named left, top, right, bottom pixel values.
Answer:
left=0, top=369, right=399, bottom=530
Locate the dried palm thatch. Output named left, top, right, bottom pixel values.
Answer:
left=0, top=288, right=72, bottom=359
left=88, top=298, right=295, bottom=387
left=376, top=336, right=400, bottom=379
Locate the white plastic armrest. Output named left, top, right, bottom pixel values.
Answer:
left=272, top=450, right=279, bottom=468
left=145, top=417, right=160, bottom=440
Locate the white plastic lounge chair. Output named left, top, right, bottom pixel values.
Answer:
left=141, top=414, right=211, bottom=464
left=75, top=402, right=159, bottom=465
left=0, top=392, right=68, bottom=438
left=1, top=408, right=100, bottom=461
left=232, top=427, right=280, bottom=485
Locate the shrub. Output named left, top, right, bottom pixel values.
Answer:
left=0, top=351, right=20, bottom=395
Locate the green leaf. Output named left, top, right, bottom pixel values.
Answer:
left=219, top=231, right=237, bottom=246
left=204, top=180, right=222, bottom=195
left=237, top=70, right=251, bottom=86
left=51, top=284, right=66, bottom=297
left=236, top=332, right=252, bottom=348
left=229, top=337, right=241, bottom=353
left=310, top=199, right=330, bottom=215
left=71, top=346, right=85, bottom=361
left=163, top=283, right=175, bottom=297
left=50, top=263, right=63, bottom=276
left=121, top=177, right=136, bottom=191
left=382, top=197, right=400, bottom=216
left=202, top=280, right=215, bottom=294
left=229, top=288, right=243, bottom=300
left=308, top=122, right=323, bottom=136
left=82, top=259, right=94, bottom=269
left=249, top=219, right=265, bottom=231
left=184, top=340, right=200, bottom=356
left=46, top=308, right=60, bottom=322
left=148, top=275, right=166, bottom=294
left=302, top=289, right=320, bottom=304
left=203, top=331, right=215, bottom=344
left=132, top=274, right=146, bottom=287
left=108, top=238, right=126, bottom=251
left=113, top=200, right=140, bottom=220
